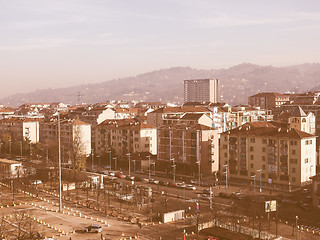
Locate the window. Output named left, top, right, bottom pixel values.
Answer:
left=292, top=150, right=296, bottom=155
left=145, top=144, right=149, bottom=148
left=262, top=165, right=266, bottom=170
left=250, top=155, right=254, bottom=160
left=290, top=159, right=297, bottom=164
left=262, top=147, right=265, bottom=152
left=262, top=139, right=267, bottom=144
left=262, top=156, right=265, bottom=161
left=250, top=138, right=255, bottom=143
left=305, top=158, right=308, bottom=164
left=292, top=168, right=296, bottom=173
left=224, top=153, right=227, bottom=157
left=223, top=144, right=227, bottom=149
left=250, top=163, right=254, bottom=168
left=292, top=177, right=296, bottom=182
left=250, top=147, right=254, bottom=151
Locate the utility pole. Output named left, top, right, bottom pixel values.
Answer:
left=171, top=158, right=176, bottom=184
left=29, top=142, right=32, bottom=160
left=91, top=149, right=94, bottom=170
left=223, top=164, right=228, bottom=193
left=127, top=153, right=131, bottom=176
left=108, top=150, right=112, bottom=171
left=58, top=111, right=62, bottom=213
left=133, top=160, right=136, bottom=174
left=9, top=140, right=12, bottom=158
left=113, top=157, right=117, bottom=170
left=257, top=169, right=262, bottom=193
left=19, top=141, right=22, bottom=160
left=251, top=175, right=256, bottom=192
left=147, top=155, right=151, bottom=180
left=196, top=161, right=201, bottom=188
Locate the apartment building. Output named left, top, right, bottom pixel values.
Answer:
left=147, top=106, right=212, bottom=127
left=157, top=123, right=219, bottom=177
left=95, top=119, right=157, bottom=157
left=0, top=117, right=40, bottom=143
left=184, top=79, right=219, bottom=103
left=248, top=92, right=290, bottom=110
left=220, top=122, right=316, bottom=188
left=40, top=117, right=91, bottom=156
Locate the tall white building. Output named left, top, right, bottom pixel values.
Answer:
left=184, top=79, right=219, bottom=103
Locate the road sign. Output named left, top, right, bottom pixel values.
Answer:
left=265, top=200, right=276, bottom=212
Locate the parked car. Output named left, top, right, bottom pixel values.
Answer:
left=176, top=182, right=186, bottom=188
left=185, top=185, right=196, bottom=190
left=199, top=194, right=210, bottom=200
left=31, top=180, right=42, bottom=185
left=168, top=182, right=177, bottom=187
left=159, top=180, right=169, bottom=186
left=84, top=225, right=102, bottom=233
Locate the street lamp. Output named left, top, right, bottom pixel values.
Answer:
left=150, top=162, right=155, bottom=177
left=257, top=169, right=262, bottom=193
left=196, top=161, right=201, bottom=188
left=126, top=153, right=131, bottom=176
left=171, top=158, right=176, bottom=184
left=113, top=157, right=117, bottom=170
left=0, top=139, right=2, bottom=156
left=132, top=160, right=136, bottom=174
left=251, top=175, right=256, bottom=192
left=296, top=216, right=299, bottom=240
left=108, top=150, right=112, bottom=171
left=147, top=155, right=151, bottom=180
left=9, top=140, right=12, bottom=158
left=91, top=149, right=94, bottom=170
left=29, top=142, right=32, bottom=159
left=223, top=164, right=228, bottom=193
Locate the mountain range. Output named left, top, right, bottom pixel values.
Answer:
left=1, top=63, right=320, bottom=107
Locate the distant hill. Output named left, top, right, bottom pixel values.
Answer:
left=1, top=63, right=320, bottom=107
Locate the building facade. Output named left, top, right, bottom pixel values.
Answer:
left=184, top=79, right=219, bottom=103
left=157, top=123, right=219, bottom=177
left=95, top=119, right=157, bottom=157
left=220, top=122, right=316, bottom=188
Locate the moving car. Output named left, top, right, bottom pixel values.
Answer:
left=84, top=224, right=102, bottom=233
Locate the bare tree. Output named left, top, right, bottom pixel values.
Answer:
left=71, top=123, right=87, bottom=199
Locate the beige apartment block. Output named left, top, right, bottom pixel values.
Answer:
left=0, top=117, right=40, bottom=143
left=40, top=118, right=91, bottom=156
left=95, top=119, right=157, bottom=157
left=157, top=123, right=219, bottom=177
left=220, top=122, right=316, bottom=188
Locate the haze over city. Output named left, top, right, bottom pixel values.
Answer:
left=2, top=1, right=320, bottom=240
left=1, top=0, right=320, bottom=98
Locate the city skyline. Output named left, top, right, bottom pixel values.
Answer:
left=1, top=0, right=320, bottom=98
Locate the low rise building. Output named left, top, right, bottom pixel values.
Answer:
left=0, top=158, right=23, bottom=179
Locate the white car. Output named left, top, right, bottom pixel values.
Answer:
left=185, top=185, right=196, bottom=190
left=31, top=180, right=42, bottom=185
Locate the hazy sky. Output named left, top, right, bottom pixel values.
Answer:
left=1, top=0, right=320, bottom=98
